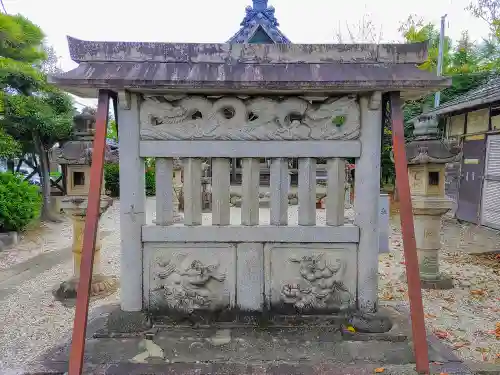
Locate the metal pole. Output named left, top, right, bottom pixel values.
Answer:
left=390, top=92, right=430, bottom=374
left=68, top=90, right=112, bottom=375
left=434, top=14, right=447, bottom=108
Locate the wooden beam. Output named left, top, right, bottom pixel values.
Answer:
left=68, top=89, right=111, bottom=375
left=389, top=92, right=430, bottom=375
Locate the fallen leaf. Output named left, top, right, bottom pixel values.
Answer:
left=439, top=373, right=449, bottom=375
left=346, top=325, right=356, bottom=333
left=397, top=288, right=406, bottom=292
left=382, top=293, right=394, bottom=300
left=374, top=368, right=385, bottom=373
left=425, top=313, right=437, bottom=318
left=434, top=330, right=449, bottom=340
left=452, top=342, right=469, bottom=350
left=470, top=289, right=485, bottom=296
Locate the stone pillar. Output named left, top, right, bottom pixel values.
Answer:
left=119, top=93, right=145, bottom=312
left=172, top=159, right=183, bottom=222
left=355, top=93, right=382, bottom=313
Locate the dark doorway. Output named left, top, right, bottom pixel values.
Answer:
left=456, top=136, right=486, bottom=223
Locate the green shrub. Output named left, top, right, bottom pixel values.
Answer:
left=104, top=163, right=156, bottom=197
left=145, top=167, right=156, bottom=196
left=0, top=172, right=42, bottom=232
left=104, top=163, right=120, bottom=197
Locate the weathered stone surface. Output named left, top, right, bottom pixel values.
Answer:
left=0, top=231, right=18, bottom=250
left=140, top=95, right=361, bottom=141
left=49, top=38, right=450, bottom=99
left=105, top=308, right=151, bottom=334
left=65, top=37, right=429, bottom=64
left=264, top=244, right=357, bottom=313
left=144, top=243, right=237, bottom=313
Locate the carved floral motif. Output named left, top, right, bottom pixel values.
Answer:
left=152, top=256, right=226, bottom=313
left=140, top=95, right=360, bottom=141
left=280, top=253, right=352, bottom=310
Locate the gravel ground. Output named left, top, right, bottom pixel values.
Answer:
left=0, top=199, right=498, bottom=373
left=379, top=219, right=500, bottom=364
left=0, top=219, right=73, bottom=270
left=0, top=202, right=121, bottom=375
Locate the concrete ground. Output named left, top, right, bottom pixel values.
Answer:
left=0, top=197, right=498, bottom=374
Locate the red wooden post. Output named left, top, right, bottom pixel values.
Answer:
left=68, top=90, right=112, bottom=375
left=390, top=92, right=430, bottom=374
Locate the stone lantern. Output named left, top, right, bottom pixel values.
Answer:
left=406, top=114, right=462, bottom=289
left=51, top=111, right=119, bottom=300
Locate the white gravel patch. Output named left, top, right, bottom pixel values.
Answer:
left=0, top=202, right=122, bottom=374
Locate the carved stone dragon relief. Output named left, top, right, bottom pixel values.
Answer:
left=140, top=95, right=360, bottom=141
left=151, top=255, right=227, bottom=313
left=280, top=253, right=353, bottom=311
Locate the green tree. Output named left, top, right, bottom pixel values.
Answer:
left=0, top=128, right=21, bottom=159
left=107, top=119, right=118, bottom=142
left=467, top=0, right=500, bottom=69
left=0, top=13, right=74, bottom=221
left=399, top=15, right=452, bottom=72
left=449, top=31, right=482, bottom=73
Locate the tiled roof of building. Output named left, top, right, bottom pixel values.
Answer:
left=227, top=0, right=290, bottom=44
left=423, top=75, right=500, bottom=117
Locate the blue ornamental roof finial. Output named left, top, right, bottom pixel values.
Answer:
left=227, top=0, right=290, bottom=44
left=253, top=0, right=268, bottom=11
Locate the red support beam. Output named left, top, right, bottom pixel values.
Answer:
left=68, top=90, right=112, bottom=375
left=390, top=92, right=430, bottom=374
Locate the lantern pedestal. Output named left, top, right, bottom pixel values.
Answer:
left=53, top=196, right=118, bottom=300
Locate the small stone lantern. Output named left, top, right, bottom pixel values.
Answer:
left=406, top=114, right=462, bottom=289
left=51, top=112, right=119, bottom=300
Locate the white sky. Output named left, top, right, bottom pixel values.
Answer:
left=3, top=0, right=492, bottom=107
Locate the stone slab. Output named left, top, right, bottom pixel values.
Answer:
left=0, top=231, right=18, bottom=250
left=143, top=243, right=237, bottom=312
left=264, top=243, right=357, bottom=313
left=23, top=302, right=478, bottom=375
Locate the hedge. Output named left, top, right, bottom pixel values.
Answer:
left=0, top=172, right=42, bottom=232
left=104, top=163, right=155, bottom=197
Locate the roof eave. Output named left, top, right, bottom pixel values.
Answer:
left=416, top=92, right=500, bottom=119
left=49, top=77, right=451, bottom=101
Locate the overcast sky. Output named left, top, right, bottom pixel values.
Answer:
left=2, top=0, right=492, bottom=107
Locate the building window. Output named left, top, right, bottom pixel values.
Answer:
left=73, top=171, right=85, bottom=186
left=428, top=171, right=439, bottom=186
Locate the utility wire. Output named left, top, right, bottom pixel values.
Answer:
left=0, top=0, right=7, bottom=14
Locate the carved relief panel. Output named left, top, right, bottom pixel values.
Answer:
left=264, top=244, right=357, bottom=313
left=139, top=95, right=361, bottom=141
left=144, top=243, right=236, bottom=312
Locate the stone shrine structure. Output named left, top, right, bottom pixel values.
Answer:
left=406, top=114, right=462, bottom=289
left=51, top=112, right=119, bottom=300
left=50, top=36, right=449, bottom=322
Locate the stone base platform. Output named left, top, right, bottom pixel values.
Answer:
left=22, top=303, right=478, bottom=375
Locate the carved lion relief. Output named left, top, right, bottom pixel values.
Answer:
left=151, top=254, right=227, bottom=313
left=279, top=253, right=353, bottom=311
left=139, top=95, right=360, bottom=141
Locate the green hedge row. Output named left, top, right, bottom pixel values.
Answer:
left=0, top=172, right=42, bottom=232
left=104, top=163, right=156, bottom=197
